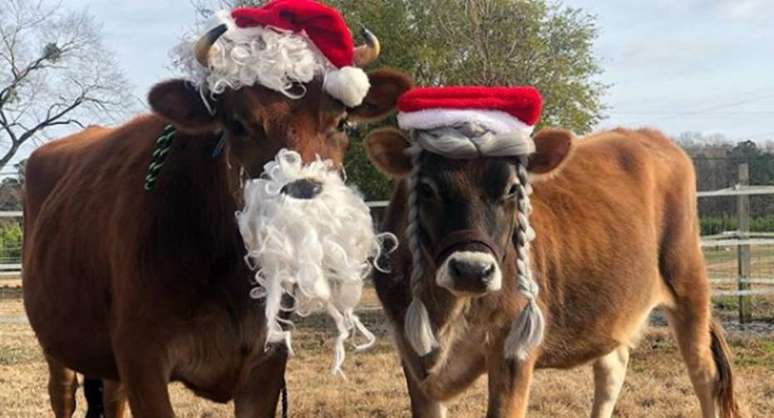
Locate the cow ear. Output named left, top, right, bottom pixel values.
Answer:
left=349, top=68, right=412, bottom=122
left=365, top=127, right=412, bottom=177
left=527, top=128, right=574, bottom=180
left=148, top=79, right=219, bottom=132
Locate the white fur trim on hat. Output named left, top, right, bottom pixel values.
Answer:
left=398, top=109, right=535, bottom=136
left=324, top=66, right=370, bottom=107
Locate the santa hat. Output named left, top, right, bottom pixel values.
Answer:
left=397, top=86, right=543, bottom=151
left=178, top=0, right=376, bottom=107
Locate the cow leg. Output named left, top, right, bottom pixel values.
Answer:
left=46, top=355, right=79, bottom=418
left=659, top=196, right=740, bottom=418
left=114, top=347, right=174, bottom=418
left=103, top=380, right=128, bottom=418
left=590, top=346, right=629, bottom=418
left=234, top=345, right=289, bottom=418
left=486, top=353, right=536, bottom=418
left=665, top=305, right=725, bottom=418
left=402, top=363, right=447, bottom=418
left=84, top=377, right=105, bottom=418
left=117, top=369, right=172, bottom=418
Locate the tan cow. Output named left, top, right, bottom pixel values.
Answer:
left=22, top=23, right=412, bottom=418
left=366, top=127, right=741, bottom=418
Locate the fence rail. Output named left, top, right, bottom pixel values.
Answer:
left=2, top=178, right=773, bottom=322
left=696, top=185, right=774, bottom=198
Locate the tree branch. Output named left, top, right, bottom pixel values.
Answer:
left=0, top=54, right=51, bottom=108
left=0, top=107, right=19, bottom=145
left=17, top=95, right=83, bottom=144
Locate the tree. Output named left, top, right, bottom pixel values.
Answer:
left=0, top=0, right=134, bottom=170
left=191, top=0, right=607, bottom=199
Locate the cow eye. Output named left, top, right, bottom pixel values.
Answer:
left=229, top=118, right=247, bottom=138
left=504, top=183, right=519, bottom=199
left=417, top=180, right=437, bottom=200
left=337, top=116, right=350, bottom=132
left=332, top=113, right=352, bottom=136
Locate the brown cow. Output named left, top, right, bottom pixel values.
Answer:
left=366, top=127, right=741, bottom=418
left=22, top=27, right=412, bottom=418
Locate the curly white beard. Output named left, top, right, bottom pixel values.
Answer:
left=236, top=149, right=393, bottom=375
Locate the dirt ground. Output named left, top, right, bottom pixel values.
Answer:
left=0, top=296, right=772, bottom=418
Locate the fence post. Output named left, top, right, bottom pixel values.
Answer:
left=737, top=163, right=751, bottom=323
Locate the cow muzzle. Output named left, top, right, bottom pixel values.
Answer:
left=434, top=230, right=503, bottom=296
left=281, top=178, right=323, bottom=199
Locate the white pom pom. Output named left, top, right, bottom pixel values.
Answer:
left=324, top=66, right=371, bottom=107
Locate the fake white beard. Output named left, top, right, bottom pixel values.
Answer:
left=236, top=149, right=393, bottom=375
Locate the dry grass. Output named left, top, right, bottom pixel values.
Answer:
left=0, top=298, right=772, bottom=418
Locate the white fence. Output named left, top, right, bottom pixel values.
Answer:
left=3, top=183, right=773, bottom=320
left=375, top=182, right=774, bottom=315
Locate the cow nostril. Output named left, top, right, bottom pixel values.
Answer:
left=449, top=259, right=463, bottom=278
left=449, top=258, right=494, bottom=280
left=281, top=178, right=323, bottom=200
left=481, top=263, right=495, bottom=281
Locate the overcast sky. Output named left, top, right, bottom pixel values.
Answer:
left=68, top=0, right=774, bottom=142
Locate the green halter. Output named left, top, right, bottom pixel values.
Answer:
left=144, top=124, right=176, bottom=192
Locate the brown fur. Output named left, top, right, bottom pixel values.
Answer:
left=710, top=320, right=740, bottom=418
left=23, top=70, right=411, bottom=418
left=369, top=127, right=741, bottom=418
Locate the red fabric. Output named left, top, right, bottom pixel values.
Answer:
left=232, top=0, right=354, bottom=68
left=398, top=86, right=543, bottom=126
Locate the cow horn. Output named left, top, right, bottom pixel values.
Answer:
left=194, top=24, right=228, bottom=66
left=353, top=27, right=380, bottom=67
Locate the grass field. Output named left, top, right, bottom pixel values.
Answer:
left=0, top=296, right=772, bottom=418
left=703, top=244, right=774, bottom=280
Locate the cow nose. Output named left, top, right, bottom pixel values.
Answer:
left=281, top=178, right=323, bottom=199
left=449, top=257, right=496, bottom=283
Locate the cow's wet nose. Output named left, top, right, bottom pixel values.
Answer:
left=281, top=178, right=323, bottom=199
left=449, top=257, right=495, bottom=283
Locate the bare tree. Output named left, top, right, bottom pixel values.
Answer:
left=0, top=0, right=133, bottom=170
left=191, top=0, right=238, bottom=20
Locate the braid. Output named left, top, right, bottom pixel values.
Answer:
left=407, top=145, right=424, bottom=294
left=401, top=125, right=544, bottom=360
left=504, top=156, right=545, bottom=360
left=403, top=144, right=439, bottom=356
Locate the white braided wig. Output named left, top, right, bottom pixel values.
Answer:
left=236, top=149, right=394, bottom=375
left=402, top=122, right=545, bottom=361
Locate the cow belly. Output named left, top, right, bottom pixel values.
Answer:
left=23, top=244, right=118, bottom=378
left=536, top=272, right=665, bottom=369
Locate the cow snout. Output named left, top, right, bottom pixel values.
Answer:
left=449, top=257, right=494, bottom=282
left=437, top=251, right=502, bottom=295
left=281, top=178, right=323, bottom=199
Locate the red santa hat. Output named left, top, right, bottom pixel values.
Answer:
left=397, top=86, right=542, bottom=139
left=181, top=0, right=373, bottom=107
left=232, top=0, right=356, bottom=68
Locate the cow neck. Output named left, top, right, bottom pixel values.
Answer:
left=145, top=126, right=251, bottom=299
left=383, top=181, right=494, bottom=376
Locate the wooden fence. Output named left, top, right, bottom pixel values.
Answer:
left=698, top=163, right=774, bottom=322
left=3, top=170, right=774, bottom=322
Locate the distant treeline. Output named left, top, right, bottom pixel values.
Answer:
left=0, top=138, right=772, bottom=240
left=0, top=221, right=21, bottom=263
left=701, top=215, right=774, bottom=236
left=680, top=138, right=774, bottom=220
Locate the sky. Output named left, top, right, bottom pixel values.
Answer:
left=569, top=0, right=774, bottom=141
left=63, top=0, right=774, bottom=143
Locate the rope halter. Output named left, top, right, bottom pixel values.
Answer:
left=403, top=122, right=545, bottom=361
